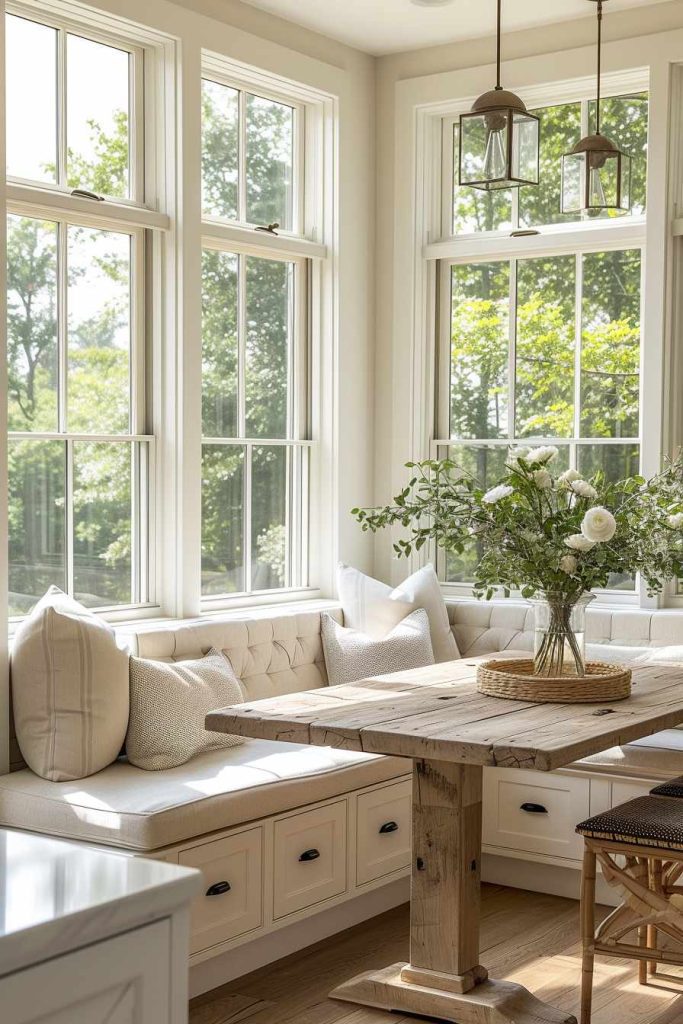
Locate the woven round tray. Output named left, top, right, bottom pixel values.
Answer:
left=477, top=659, right=632, bottom=704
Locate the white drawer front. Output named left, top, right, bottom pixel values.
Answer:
left=357, top=780, right=411, bottom=885
left=611, top=780, right=653, bottom=806
left=483, top=769, right=590, bottom=862
left=180, top=827, right=262, bottom=953
left=273, top=801, right=347, bottom=919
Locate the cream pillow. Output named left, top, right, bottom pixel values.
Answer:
left=11, top=586, right=130, bottom=782
left=322, top=608, right=435, bottom=686
left=337, top=562, right=460, bottom=663
left=126, top=649, right=245, bottom=771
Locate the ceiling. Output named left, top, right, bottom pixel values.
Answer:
left=239, top=0, right=665, bottom=56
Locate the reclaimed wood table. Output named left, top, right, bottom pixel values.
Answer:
left=207, top=658, right=683, bottom=1024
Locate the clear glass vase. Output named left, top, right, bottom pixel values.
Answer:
left=532, top=592, right=594, bottom=678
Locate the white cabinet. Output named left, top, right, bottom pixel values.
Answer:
left=356, top=780, right=412, bottom=885
left=180, top=827, right=263, bottom=953
left=483, top=768, right=590, bottom=862
left=273, top=800, right=347, bottom=919
left=0, top=921, right=170, bottom=1024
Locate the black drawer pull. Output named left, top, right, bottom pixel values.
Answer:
left=520, top=802, right=548, bottom=814
left=206, top=880, right=231, bottom=897
left=299, top=848, right=320, bottom=862
left=379, top=820, right=399, bottom=834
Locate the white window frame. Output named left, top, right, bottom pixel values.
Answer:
left=421, top=67, right=662, bottom=608
left=198, top=52, right=330, bottom=611
left=5, top=0, right=173, bottom=624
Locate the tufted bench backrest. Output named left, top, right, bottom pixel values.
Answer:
left=447, top=600, right=683, bottom=657
left=129, top=607, right=344, bottom=702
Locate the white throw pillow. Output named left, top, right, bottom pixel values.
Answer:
left=337, top=562, right=460, bottom=663
left=11, top=586, right=130, bottom=782
left=126, top=649, right=245, bottom=771
left=322, top=608, right=435, bottom=686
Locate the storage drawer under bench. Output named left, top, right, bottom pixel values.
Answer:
left=356, top=779, right=411, bottom=885
left=483, top=768, right=590, bottom=862
left=273, top=800, right=347, bottom=919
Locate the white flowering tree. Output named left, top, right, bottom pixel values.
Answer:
left=353, top=448, right=683, bottom=675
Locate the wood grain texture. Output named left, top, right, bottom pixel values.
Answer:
left=190, top=888, right=683, bottom=1024
left=206, top=662, right=683, bottom=772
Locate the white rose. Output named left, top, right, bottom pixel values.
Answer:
left=558, top=468, right=582, bottom=487
left=582, top=506, right=617, bottom=544
left=532, top=468, right=552, bottom=490
left=560, top=554, right=578, bottom=574
left=526, top=446, right=559, bottom=465
left=564, top=534, right=596, bottom=552
left=570, top=479, right=598, bottom=500
left=482, top=484, right=513, bottom=505
left=668, top=513, right=683, bottom=528
left=506, top=446, right=531, bottom=466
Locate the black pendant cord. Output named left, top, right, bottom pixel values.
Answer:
left=495, top=0, right=502, bottom=91
left=596, top=0, right=603, bottom=135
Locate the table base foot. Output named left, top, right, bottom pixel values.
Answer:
left=330, top=962, right=577, bottom=1024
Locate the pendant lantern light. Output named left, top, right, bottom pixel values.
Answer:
left=561, top=0, right=632, bottom=214
left=458, top=0, right=539, bottom=191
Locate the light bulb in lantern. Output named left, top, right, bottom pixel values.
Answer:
left=483, top=127, right=507, bottom=181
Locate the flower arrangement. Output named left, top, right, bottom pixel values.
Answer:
left=353, top=448, right=683, bottom=677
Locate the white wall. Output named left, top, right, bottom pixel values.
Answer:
left=373, top=1, right=683, bottom=585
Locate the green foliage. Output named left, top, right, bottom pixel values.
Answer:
left=354, top=449, right=683, bottom=601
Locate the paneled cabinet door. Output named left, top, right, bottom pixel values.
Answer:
left=0, top=920, right=172, bottom=1024
left=179, top=827, right=263, bottom=953
left=273, top=800, right=347, bottom=919
left=357, top=780, right=412, bottom=885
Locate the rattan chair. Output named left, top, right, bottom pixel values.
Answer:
left=576, top=794, right=683, bottom=1024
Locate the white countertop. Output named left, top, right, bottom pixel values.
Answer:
left=0, top=829, right=201, bottom=977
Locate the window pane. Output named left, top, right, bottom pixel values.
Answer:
left=453, top=125, right=512, bottom=234
left=252, top=445, right=287, bottom=590
left=6, top=16, right=57, bottom=184
left=201, top=444, right=245, bottom=595
left=202, top=249, right=238, bottom=437
left=519, top=102, right=582, bottom=228
left=246, top=94, right=294, bottom=231
left=578, top=444, right=639, bottom=593
left=72, top=442, right=132, bottom=607
left=581, top=250, right=640, bottom=439
left=246, top=257, right=292, bottom=438
left=8, top=440, right=66, bottom=616
left=450, top=262, right=509, bottom=439
left=516, top=255, right=576, bottom=437
left=588, top=93, right=648, bottom=218
left=202, top=80, right=239, bottom=221
left=67, top=226, right=131, bottom=433
left=443, top=444, right=570, bottom=583
left=7, top=216, right=59, bottom=432
left=66, top=34, right=130, bottom=199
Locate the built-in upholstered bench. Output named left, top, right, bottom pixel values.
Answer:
left=4, top=597, right=683, bottom=987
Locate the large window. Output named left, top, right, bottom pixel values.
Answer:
left=436, top=88, right=648, bottom=593
left=6, top=9, right=152, bottom=616
left=200, top=75, right=310, bottom=600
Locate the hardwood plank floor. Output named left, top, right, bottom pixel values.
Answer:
left=189, top=884, right=683, bottom=1024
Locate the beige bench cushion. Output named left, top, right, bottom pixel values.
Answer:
left=572, top=729, right=683, bottom=781
left=0, top=740, right=408, bottom=852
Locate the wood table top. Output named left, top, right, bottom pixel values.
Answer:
left=206, top=658, right=683, bottom=771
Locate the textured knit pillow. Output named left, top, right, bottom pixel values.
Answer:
left=11, top=586, right=130, bottom=782
left=126, top=649, right=245, bottom=771
left=321, top=609, right=435, bottom=686
left=337, top=562, right=459, bottom=662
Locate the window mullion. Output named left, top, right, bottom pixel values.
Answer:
left=244, top=443, right=253, bottom=594
left=574, top=252, right=584, bottom=450
left=508, top=259, right=517, bottom=441
left=238, top=89, right=247, bottom=225
left=238, top=254, right=247, bottom=438
left=65, top=439, right=74, bottom=596
left=57, top=27, right=67, bottom=187
left=58, top=222, right=68, bottom=433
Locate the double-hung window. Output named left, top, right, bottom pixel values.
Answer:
left=200, top=70, right=311, bottom=601
left=433, top=85, right=648, bottom=594
left=5, top=8, right=155, bottom=618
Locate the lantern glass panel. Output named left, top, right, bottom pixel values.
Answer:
left=511, top=112, right=539, bottom=185
left=460, top=111, right=510, bottom=188
left=619, top=153, right=632, bottom=212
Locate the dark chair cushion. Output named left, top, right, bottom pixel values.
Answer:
left=576, top=795, right=683, bottom=851
left=651, top=775, right=683, bottom=798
